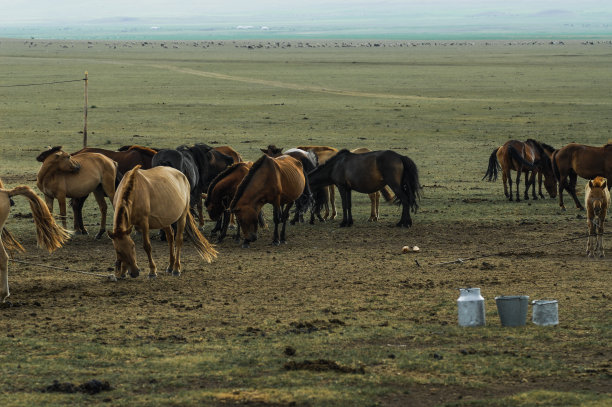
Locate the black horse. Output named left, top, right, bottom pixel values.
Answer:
left=308, top=149, right=421, bottom=227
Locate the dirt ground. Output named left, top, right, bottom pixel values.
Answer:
left=2, top=190, right=611, bottom=405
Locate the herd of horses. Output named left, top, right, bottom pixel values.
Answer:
left=0, top=139, right=610, bottom=302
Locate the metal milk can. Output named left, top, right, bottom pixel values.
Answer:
left=457, top=287, right=486, bottom=327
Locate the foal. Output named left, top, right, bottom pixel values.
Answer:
left=585, top=176, right=610, bottom=258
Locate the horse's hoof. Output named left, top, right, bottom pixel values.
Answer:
left=172, top=270, right=181, bottom=277
left=148, top=274, right=157, bottom=279
left=272, top=240, right=280, bottom=246
left=95, top=231, right=105, bottom=240
left=130, top=269, right=140, bottom=278
left=281, top=240, right=287, bottom=245
left=228, top=225, right=236, bottom=230
left=165, top=267, right=173, bottom=274
left=242, top=243, right=250, bottom=249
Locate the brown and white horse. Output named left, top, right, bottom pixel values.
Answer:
left=585, top=176, right=610, bottom=258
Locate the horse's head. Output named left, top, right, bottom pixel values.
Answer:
left=232, top=205, right=259, bottom=243
left=261, top=145, right=283, bottom=157
left=51, top=150, right=81, bottom=173
left=108, top=228, right=140, bottom=278
left=588, top=177, right=609, bottom=217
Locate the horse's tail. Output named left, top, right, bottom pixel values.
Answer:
left=380, top=186, right=394, bottom=202
left=6, top=186, right=70, bottom=252
left=185, top=210, right=217, bottom=263
left=1, top=228, right=25, bottom=254
left=295, top=170, right=314, bottom=216
left=398, top=155, right=422, bottom=213
left=482, top=147, right=500, bottom=181
left=507, top=144, right=536, bottom=170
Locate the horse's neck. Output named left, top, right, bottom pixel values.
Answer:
left=36, top=161, right=57, bottom=186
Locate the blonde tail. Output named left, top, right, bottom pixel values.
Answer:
left=8, top=186, right=70, bottom=252
left=185, top=211, right=217, bottom=263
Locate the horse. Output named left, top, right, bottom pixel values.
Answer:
left=70, top=145, right=157, bottom=233
left=308, top=149, right=421, bottom=227
left=351, top=148, right=395, bottom=222
left=1, top=177, right=70, bottom=302
left=585, top=176, right=610, bottom=258
left=205, top=162, right=265, bottom=242
left=230, top=154, right=308, bottom=248
left=36, top=146, right=117, bottom=239
left=214, top=145, right=243, bottom=164
left=482, top=139, right=556, bottom=202
left=260, top=146, right=316, bottom=224
left=297, top=145, right=339, bottom=220
left=108, top=165, right=217, bottom=279
left=552, top=143, right=612, bottom=210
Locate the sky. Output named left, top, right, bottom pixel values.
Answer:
left=1, top=0, right=611, bottom=25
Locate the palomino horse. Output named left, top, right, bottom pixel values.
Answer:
left=205, top=162, right=265, bottom=242
left=70, top=145, right=157, bottom=233
left=108, top=165, right=217, bottom=279
left=351, top=148, right=395, bottom=222
left=552, top=143, right=612, bottom=210
left=483, top=139, right=557, bottom=202
left=585, top=176, right=610, bottom=258
left=1, top=177, right=70, bottom=302
left=230, top=154, right=308, bottom=248
left=308, top=149, right=421, bottom=227
left=297, top=145, right=339, bottom=220
left=36, top=146, right=117, bottom=238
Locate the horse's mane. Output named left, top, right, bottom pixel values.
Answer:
left=36, top=146, right=62, bottom=162
left=114, top=165, right=141, bottom=233
left=127, top=145, right=158, bottom=156
left=205, top=162, right=245, bottom=206
left=317, top=149, right=350, bottom=168
left=230, top=155, right=267, bottom=209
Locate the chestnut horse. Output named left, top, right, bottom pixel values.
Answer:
left=108, top=166, right=217, bottom=279
left=552, top=143, right=612, bottom=210
left=585, top=176, right=610, bottom=258
left=230, top=154, right=308, bottom=248
left=308, top=149, right=421, bottom=227
left=483, top=139, right=556, bottom=202
left=36, top=146, right=117, bottom=238
left=214, top=145, right=243, bottom=164
left=1, top=178, right=70, bottom=302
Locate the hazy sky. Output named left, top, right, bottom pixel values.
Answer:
left=1, top=0, right=610, bottom=25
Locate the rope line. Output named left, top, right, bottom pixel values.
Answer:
left=9, top=258, right=117, bottom=281
left=0, top=78, right=84, bottom=88
left=425, top=232, right=611, bottom=267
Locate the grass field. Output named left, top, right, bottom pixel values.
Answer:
left=0, top=38, right=611, bottom=406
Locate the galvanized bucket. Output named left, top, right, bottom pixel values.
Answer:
left=495, top=295, right=529, bottom=327
left=532, top=300, right=559, bottom=326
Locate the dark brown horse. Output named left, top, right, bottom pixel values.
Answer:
left=483, top=139, right=556, bottom=202
left=230, top=154, right=308, bottom=248
left=552, top=143, right=612, bottom=210
left=297, top=145, right=340, bottom=220
left=205, top=161, right=261, bottom=242
left=214, top=146, right=243, bottom=163
left=308, top=150, right=421, bottom=227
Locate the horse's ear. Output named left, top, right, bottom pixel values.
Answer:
left=260, top=149, right=266, bottom=153
left=602, top=179, right=608, bottom=189
left=589, top=180, right=594, bottom=189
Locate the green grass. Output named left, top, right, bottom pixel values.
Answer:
left=0, top=38, right=611, bottom=406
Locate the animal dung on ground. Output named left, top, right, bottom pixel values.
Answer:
left=402, top=245, right=420, bottom=253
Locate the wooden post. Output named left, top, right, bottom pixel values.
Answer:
left=83, top=71, right=88, bottom=148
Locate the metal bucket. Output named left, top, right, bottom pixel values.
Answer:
left=457, top=288, right=486, bottom=327
left=495, top=295, right=529, bottom=327
left=532, top=300, right=559, bottom=326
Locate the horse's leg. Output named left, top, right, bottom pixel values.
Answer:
left=162, top=226, right=175, bottom=274
left=587, top=217, right=595, bottom=258
left=272, top=205, right=281, bottom=245
left=196, top=198, right=205, bottom=228
left=597, top=216, right=605, bottom=257
left=515, top=168, right=522, bottom=202
left=218, top=210, right=231, bottom=243
left=140, top=224, right=157, bottom=278
left=346, top=190, right=353, bottom=226
left=367, top=193, right=376, bottom=222
left=505, top=171, right=512, bottom=200
left=172, top=214, right=186, bottom=276
left=329, top=185, right=337, bottom=220
left=71, top=196, right=88, bottom=234
left=558, top=175, right=567, bottom=210
left=93, top=188, right=108, bottom=240
left=568, top=173, right=584, bottom=210
left=57, top=194, right=68, bottom=229
left=0, top=242, right=9, bottom=302
left=525, top=171, right=534, bottom=200
left=229, top=213, right=237, bottom=230
left=337, top=186, right=349, bottom=227
left=537, top=171, right=545, bottom=199
left=280, top=202, right=294, bottom=244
